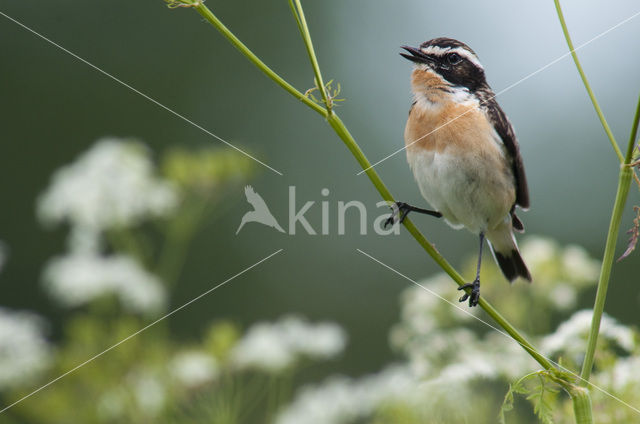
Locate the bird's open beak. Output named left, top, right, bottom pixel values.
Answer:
left=400, top=45, right=434, bottom=65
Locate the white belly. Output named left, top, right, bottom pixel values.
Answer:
left=407, top=148, right=514, bottom=234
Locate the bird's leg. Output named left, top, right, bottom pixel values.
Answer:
left=458, top=232, right=484, bottom=307
left=383, top=202, right=442, bottom=229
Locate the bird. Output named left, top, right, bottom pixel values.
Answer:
left=386, top=37, right=531, bottom=307
left=236, top=185, right=285, bottom=234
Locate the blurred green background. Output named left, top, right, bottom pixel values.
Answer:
left=1, top=0, right=639, bottom=415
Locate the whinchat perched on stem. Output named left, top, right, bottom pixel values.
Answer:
left=386, top=37, right=531, bottom=307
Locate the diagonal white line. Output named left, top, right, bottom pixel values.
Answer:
left=356, top=248, right=640, bottom=416
left=0, top=249, right=283, bottom=414
left=0, top=10, right=283, bottom=176
left=357, top=9, right=640, bottom=175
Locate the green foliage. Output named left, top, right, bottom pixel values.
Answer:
left=528, top=374, right=560, bottom=424
left=500, top=371, right=566, bottom=424
left=162, top=147, right=255, bottom=194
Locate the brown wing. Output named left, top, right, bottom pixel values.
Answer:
left=484, top=98, right=530, bottom=210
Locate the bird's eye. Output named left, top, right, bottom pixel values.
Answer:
left=448, top=53, right=462, bottom=65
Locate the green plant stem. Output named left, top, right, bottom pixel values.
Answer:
left=554, top=0, right=624, bottom=163
left=288, top=0, right=331, bottom=112
left=569, top=386, right=594, bottom=424
left=327, top=113, right=555, bottom=371
left=156, top=196, right=209, bottom=287
left=193, top=2, right=327, bottom=118
left=580, top=92, right=640, bottom=384
left=181, top=0, right=556, bottom=373
left=580, top=168, right=633, bottom=382
left=625, top=94, right=640, bottom=162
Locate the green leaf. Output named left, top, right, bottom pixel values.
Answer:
left=527, top=374, right=559, bottom=424
left=499, top=373, right=530, bottom=423
left=500, top=371, right=564, bottom=424
left=499, top=384, right=516, bottom=424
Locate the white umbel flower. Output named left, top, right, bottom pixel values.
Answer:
left=610, top=355, right=640, bottom=391
left=520, top=236, right=556, bottom=270
left=562, top=245, right=601, bottom=283
left=130, top=370, right=165, bottom=416
left=541, top=309, right=635, bottom=357
left=170, top=351, right=218, bottom=388
left=0, top=308, right=51, bottom=389
left=549, top=283, right=578, bottom=310
left=43, top=252, right=166, bottom=315
left=38, top=138, right=177, bottom=231
left=278, top=316, right=347, bottom=359
left=276, top=365, right=417, bottom=424
left=232, top=316, right=346, bottom=372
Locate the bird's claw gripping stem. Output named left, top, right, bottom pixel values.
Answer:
left=458, top=278, right=480, bottom=307
left=383, top=202, right=441, bottom=229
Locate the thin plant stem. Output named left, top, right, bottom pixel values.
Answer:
left=625, top=94, right=640, bottom=163
left=579, top=166, right=633, bottom=382
left=173, top=0, right=557, bottom=373
left=555, top=4, right=640, bottom=421
left=192, top=2, right=327, bottom=118
left=156, top=196, right=209, bottom=287
left=580, top=92, right=640, bottom=384
left=288, top=0, right=331, bottom=112
left=554, top=0, right=624, bottom=163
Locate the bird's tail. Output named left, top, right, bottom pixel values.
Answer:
left=486, top=223, right=531, bottom=283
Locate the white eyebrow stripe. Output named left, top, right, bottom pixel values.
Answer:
left=420, top=45, right=451, bottom=56
left=450, top=47, right=484, bottom=70
left=420, top=45, right=484, bottom=70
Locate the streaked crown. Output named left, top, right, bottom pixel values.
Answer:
left=401, top=38, right=487, bottom=92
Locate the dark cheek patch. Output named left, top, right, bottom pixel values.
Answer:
left=440, top=63, right=481, bottom=91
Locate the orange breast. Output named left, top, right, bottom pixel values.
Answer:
left=407, top=99, right=503, bottom=162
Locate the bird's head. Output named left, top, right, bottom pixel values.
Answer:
left=401, top=38, right=488, bottom=95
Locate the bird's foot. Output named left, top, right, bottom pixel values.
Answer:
left=458, top=278, right=480, bottom=307
left=383, top=202, right=410, bottom=229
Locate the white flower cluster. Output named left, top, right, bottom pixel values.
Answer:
left=131, top=369, right=166, bottom=416
left=276, top=365, right=417, bottom=424
left=98, top=368, right=166, bottom=421
left=561, top=245, right=601, bottom=282
left=278, top=336, right=539, bottom=424
left=521, top=237, right=600, bottom=284
left=520, top=237, right=601, bottom=311
left=277, top=237, right=632, bottom=423
left=38, top=138, right=177, bottom=232
left=389, top=270, right=539, bottom=382
left=232, top=316, right=347, bottom=372
left=43, top=252, right=166, bottom=315
left=398, top=273, right=476, bottom=334
left=37, top=138, right=173, bottom=314
left=541, top=309, right=635, bottom=358
left=0, top=308, right=51, bottom=389
left=169, top=350, right=219, bottom=388
left=609, top=355, right=640, bottom=392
